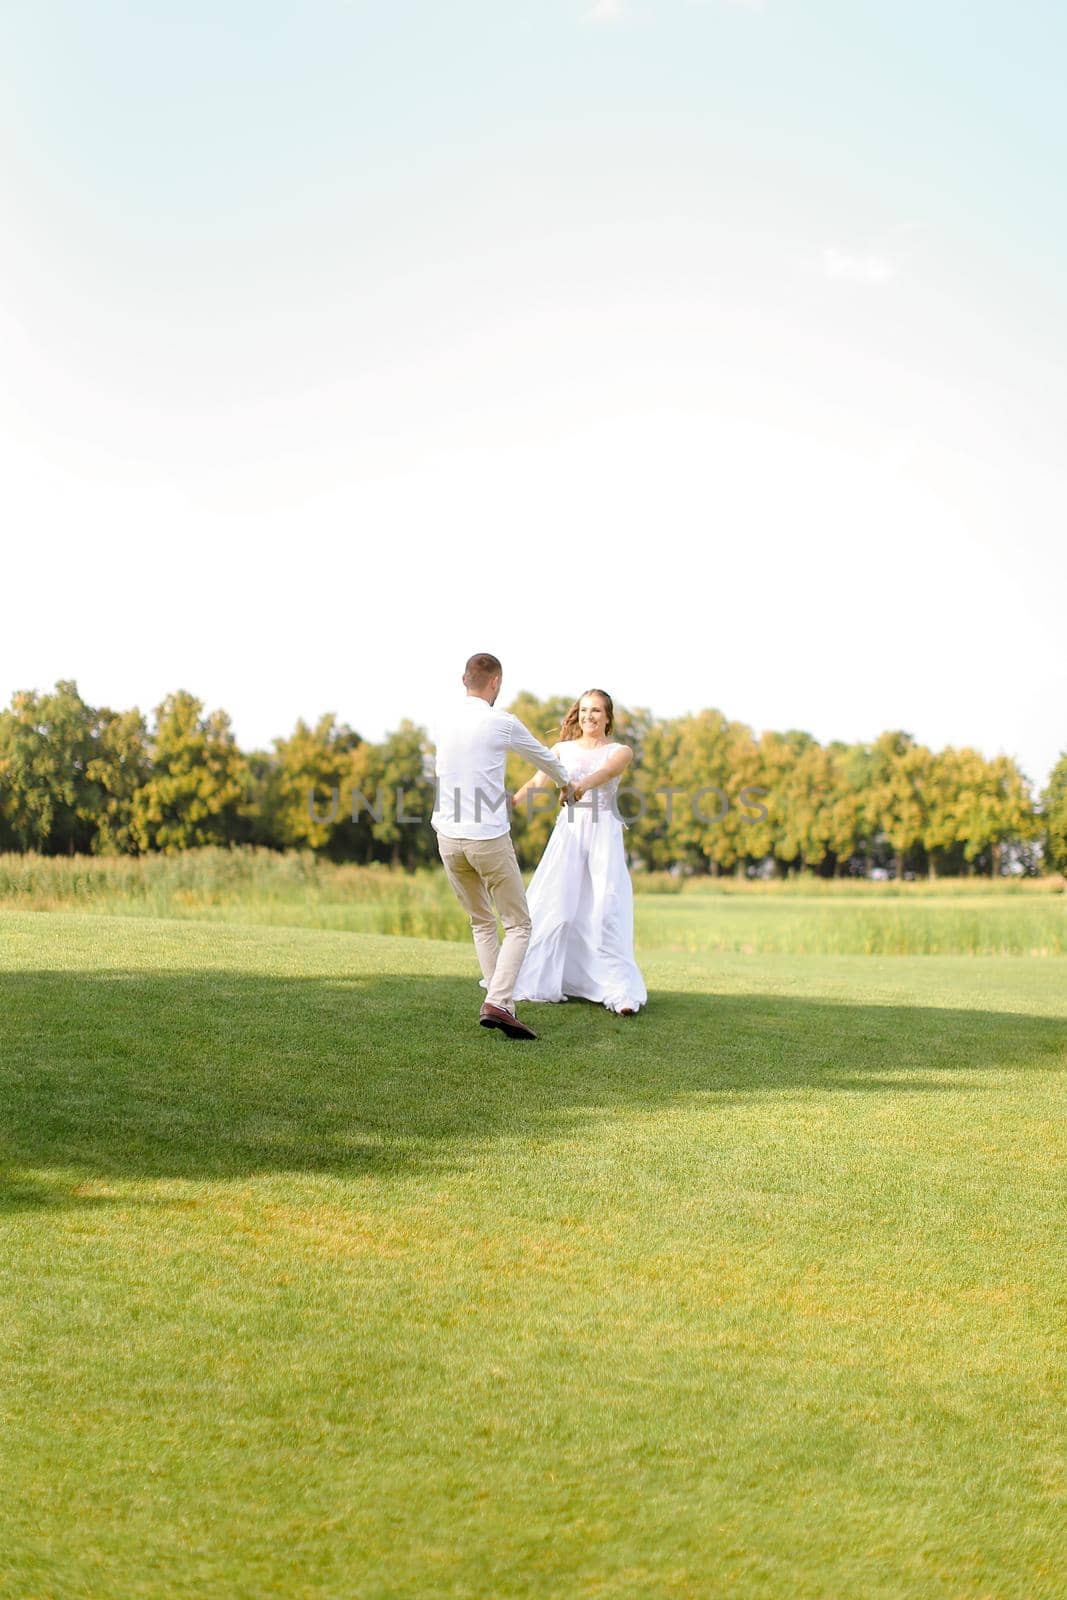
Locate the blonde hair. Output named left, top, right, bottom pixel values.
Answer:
left=558, top=689, right=615, bottom=743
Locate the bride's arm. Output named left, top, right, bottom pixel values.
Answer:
left=573, top=745, right=633, bottom=801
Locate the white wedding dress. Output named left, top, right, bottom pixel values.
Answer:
left=512, top=741, right=647, bottom=1014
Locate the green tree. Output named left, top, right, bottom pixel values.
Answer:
left=710, top=721, right=765, bottom=877
left=0, top=681, right=99, bottom=854
left=647, top=709, right=760, bottom=876
left=822, top=742, right=868, bottom=875
left=706, top=720, right=777, bottom=876
left=86, top=706, right=151, bottom=854
left=865, top=731, right=932, bottom=878
left=776, top=739, right=845, bottom=875
left=732, top=730, right=790, bottom=874
left=924, top=746, right=976, bottom=877
left=1041, top=752, right=1067, bottom=874
left=739, top=729, right=816, bottom=876
left=948, top=751, right=1036, bottom=874
left=237, top=749, right=282, bottom=849
left=986, top=755, right=1038, bottom=874
left=350, top=721, right=432, bottom=868
left=266, top=714, right=363, bottom=854
left=131, top=691, right=249, bottom=852
left=625, top=715, right=682, bottom=871
left=612, top=702, right=656, bottom=767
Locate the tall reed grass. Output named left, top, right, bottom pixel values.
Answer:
left=1, top=849, right=1064, bottom=955
left=0, top=849, right=470, bottom=941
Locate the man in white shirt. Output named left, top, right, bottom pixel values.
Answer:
left=432, top=652, right=571, bottom=1040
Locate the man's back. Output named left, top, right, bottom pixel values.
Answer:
left=432, top=696, right=566, bottom=840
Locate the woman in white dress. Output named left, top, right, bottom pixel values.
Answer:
left=511, top=689, right=647, bottom=1016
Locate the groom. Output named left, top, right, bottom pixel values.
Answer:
left=432, top=652, right=571, bottom=1041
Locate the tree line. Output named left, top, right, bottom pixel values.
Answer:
left=1, top=680, right=1064, bottom=877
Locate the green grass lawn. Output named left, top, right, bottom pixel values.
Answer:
left=2, top=910, right=1066, bottom=1598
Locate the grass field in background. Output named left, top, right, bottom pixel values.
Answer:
left=2, top=849, right=1065, bottom=956
left=2, top=907, right=1066, bottom=1599
left=635, top=893, right=1067, bottom=956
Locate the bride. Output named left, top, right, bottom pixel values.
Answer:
left=511, top=689, right=647, bottom=1016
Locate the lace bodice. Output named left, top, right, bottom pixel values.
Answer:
left=554, top=740, right=626, bottom=818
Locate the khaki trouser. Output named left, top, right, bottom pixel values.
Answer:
left=436, top=832, right=532, bottom=1013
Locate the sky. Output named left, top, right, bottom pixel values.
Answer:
left=2, top=0, right=1065, bottom=789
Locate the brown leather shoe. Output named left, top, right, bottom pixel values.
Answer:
left=479, top=1002, right=538, bottom=1041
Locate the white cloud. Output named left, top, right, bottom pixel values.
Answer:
left=586, top=0, right=625, bottom=20
left=822, top=246, right=897, bottom=286
left=820, top=224, right=919, bottom=288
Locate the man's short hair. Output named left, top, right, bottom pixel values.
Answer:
left=463, top=653, right=502, bottom=691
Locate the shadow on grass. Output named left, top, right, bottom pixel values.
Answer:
left=1, top=968, right=1064, bottom=1208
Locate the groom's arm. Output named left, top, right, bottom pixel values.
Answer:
left=506, top=718, right=569, bottom=789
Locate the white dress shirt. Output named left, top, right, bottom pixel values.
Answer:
left=431, top=695, right=568, bottom=840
